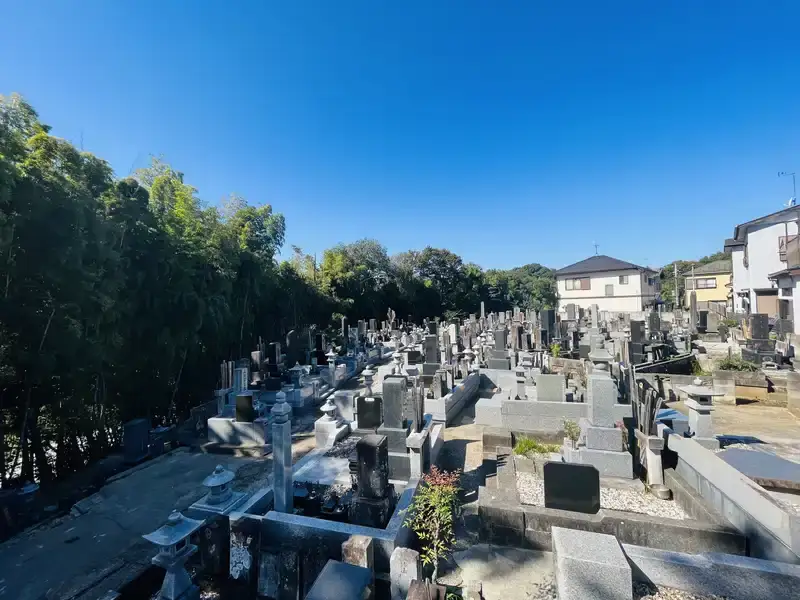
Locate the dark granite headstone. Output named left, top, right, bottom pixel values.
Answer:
left=543, top=461, right=600, bottom=514
left=356, top=396, right=383, bottom=430
left=382, top=376, right=407, bottom=429
left=267, top=342, right=281, bottom=365
left=235, top=393, right=255, bottom=423
left=630, top=321, right=645, bottom=343
left=356, top=434, right=390, bottom=499
left=493, top=329, right=507, bottom=349
left=648, top=312, right=661, bottom=332
left=749, top=314, right=769, bottom=340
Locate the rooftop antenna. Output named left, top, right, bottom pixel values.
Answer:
left=593, top=242, right=599, bottom=255
left=778, top=171, right=796, bottom=207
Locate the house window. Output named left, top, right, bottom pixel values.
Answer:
left=685, top=278, right=694, bottom=290
left=696, top=278, right=717, bottom=289
left=565, top=277, right=590, bottom=291
left=619, top=275, right=628, bottom=285
left=605, top=284, right=614, bottom=297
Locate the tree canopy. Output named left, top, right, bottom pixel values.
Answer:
left=0, top=94, right=558, bottom=487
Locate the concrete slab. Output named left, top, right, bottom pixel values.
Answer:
left=0, top=449, right=257, bottom=600
left=719, top=447, right=800, bottom=490
left=294, top=455, right=350, bottom=486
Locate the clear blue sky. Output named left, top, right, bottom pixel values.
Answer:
left=2, top=2, right=799, bottom=270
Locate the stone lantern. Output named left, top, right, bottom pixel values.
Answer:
left=588, top=337, right=613, bottom=376
left=678, top=377, right=723, bottom=449
left=362, top=367, right=375, bottom=396
left=463, top=347, right=475, bottom=373
left=326, top=349, right=338, bottom=385
left=289, top=362, right=304, bottom=387
left=191, top=464, right=245, bottom=515
left=473, top=342, right=482, bottom=367
left=143, top=511, right=204, bottom=600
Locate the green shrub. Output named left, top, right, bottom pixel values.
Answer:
left=691, top=359, right=711, bottom=376
left=563, top=419, right=581, bottom=444
left=721, top=318, right=740, bottom=328
left=550, top=342, right=561, bottom=358
left=405, top=467, right=461, bottom=582
left=514, top=436, right=561, bottom=456
left=716, top=356, right=759, bottom=372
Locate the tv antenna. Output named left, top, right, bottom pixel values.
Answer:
left=778, top=171, right=796, bottom=206
left=593, top=242, right=599, bottom=255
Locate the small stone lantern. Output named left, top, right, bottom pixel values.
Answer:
left=326, top=349, right=338, bottom=382
left=678, top=377, right=723, bottom=449
left=191, top=464, right=246, bottom=515
left=143, top=511, right=204, bottom=600
left=289, top=362, right=304, bottom=387
left=362, top=367, right=375, bottom=395
left=392, top=351, right=404, bottom=375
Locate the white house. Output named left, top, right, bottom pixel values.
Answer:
left=724, top=205, right=800, bottom=316
left=555, top=255, right=660, bottom=313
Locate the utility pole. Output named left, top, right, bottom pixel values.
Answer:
left=779, top=171, right=797, bottom=205
left=674, top=263, right=679, bottom=309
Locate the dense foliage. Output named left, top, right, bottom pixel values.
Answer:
left=0, top=94, right=557, bottom=487
left=660, top=251, right=727, bottom=307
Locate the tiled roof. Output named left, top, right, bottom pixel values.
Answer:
left=691, top=259, right=732, bottom=275
left=555, top=255, right=648, bottom=276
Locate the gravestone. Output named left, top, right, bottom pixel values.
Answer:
left=123, top=418, right=150, bottom=464
left=630, top=321, right=645, bottom=343
left=349, top=434, right=396, bottom=528
left=543, top=461, right=600, bottom=514
left=493, top=329, right=507, bottom=350
left=648, top=312, right=661, bottom=333
left=356, top=396, right=383, bottom=431
left=235, top=392, right=255, bottom=422
left=423, top=335, right=438, bottom=364
left=749, top=314, right=769, bottom=340
left=565, top=304, right=576, bottom=321
left=379, top=376, right=412, bottom=480
left=536, top=374, right=566, bottom=402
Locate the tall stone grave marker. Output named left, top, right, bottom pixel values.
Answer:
left=379, top=377, right=412, bottom=480
left=271, top=392, right=293, bottom=513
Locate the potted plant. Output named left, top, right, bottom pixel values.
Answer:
left=405, top=467, right=461, bottom=583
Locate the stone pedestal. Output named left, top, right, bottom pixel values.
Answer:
left=679, top=378, right=722, bottom=450
left=406, top=427, right=431, bottom=479
left=390, top=548, right=421, bottom=600
left=314, top=416, right=350, bottom=449
left=271, top=396, right=293, bottom=513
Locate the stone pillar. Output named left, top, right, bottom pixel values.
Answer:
left=271, top=393, right=293, bottom=513
left=390, top=547, right=421, bottom=600
left=679, top=378, right=722, bottom=450
left=342, top=535, right=374, bottom=600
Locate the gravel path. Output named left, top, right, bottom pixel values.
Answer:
left=517, top=472, right=689, bottom=520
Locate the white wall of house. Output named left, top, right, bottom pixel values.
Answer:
left=731, top=247, right=747, bottom=312
left=731, top=220, right=798, bottom=312
left=557, top=269, right=657, bottom=313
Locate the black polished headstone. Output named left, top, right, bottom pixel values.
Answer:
left=268, top=342, right=281, bottom=365
left=235, top=393, right=255, bottom=423
left=356, top=395, right=383, bottom=430
left=543, top=461, right=600, bottom=514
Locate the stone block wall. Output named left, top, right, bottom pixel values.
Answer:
left=788, top=371, right=800, bottom=417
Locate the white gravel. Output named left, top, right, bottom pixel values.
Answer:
left=517, top=472, right=689, bottom=520
left=525, top=578, right=727, bottom=600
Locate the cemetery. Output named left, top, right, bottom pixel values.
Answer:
left=3, top=304, right=800, bottom=600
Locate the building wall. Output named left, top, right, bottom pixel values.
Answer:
left=683, top=273, right=731, bottom=309
left=731, top=248, right=747, bottom=312
left=747, top=221, right=798, bottom=291
left=557, top=268, right=655, bottom=312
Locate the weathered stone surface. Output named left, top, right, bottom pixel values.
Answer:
left=587, top=375, right=619, bottom=427
left=582, top=420, right=624, bottom=452
left=383, top=377, right=407, bottom=429
left=535, top=374, right=566, bottom=402
left=390, top=547, right=421, bottom=600
left=622, top=543, right=800, bottom=600
left=342, top=535, right=374, bottom=570
left=305, top=560, right=373, bottom=600
left=552, top=526, right=632, bottom=600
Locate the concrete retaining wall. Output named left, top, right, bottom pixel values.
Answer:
left=787, top=371, right=800, bottom=417
left=668, top=433, right=800, bottom=564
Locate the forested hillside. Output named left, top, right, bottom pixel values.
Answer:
left=0, top=94, right=557, bottom=485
